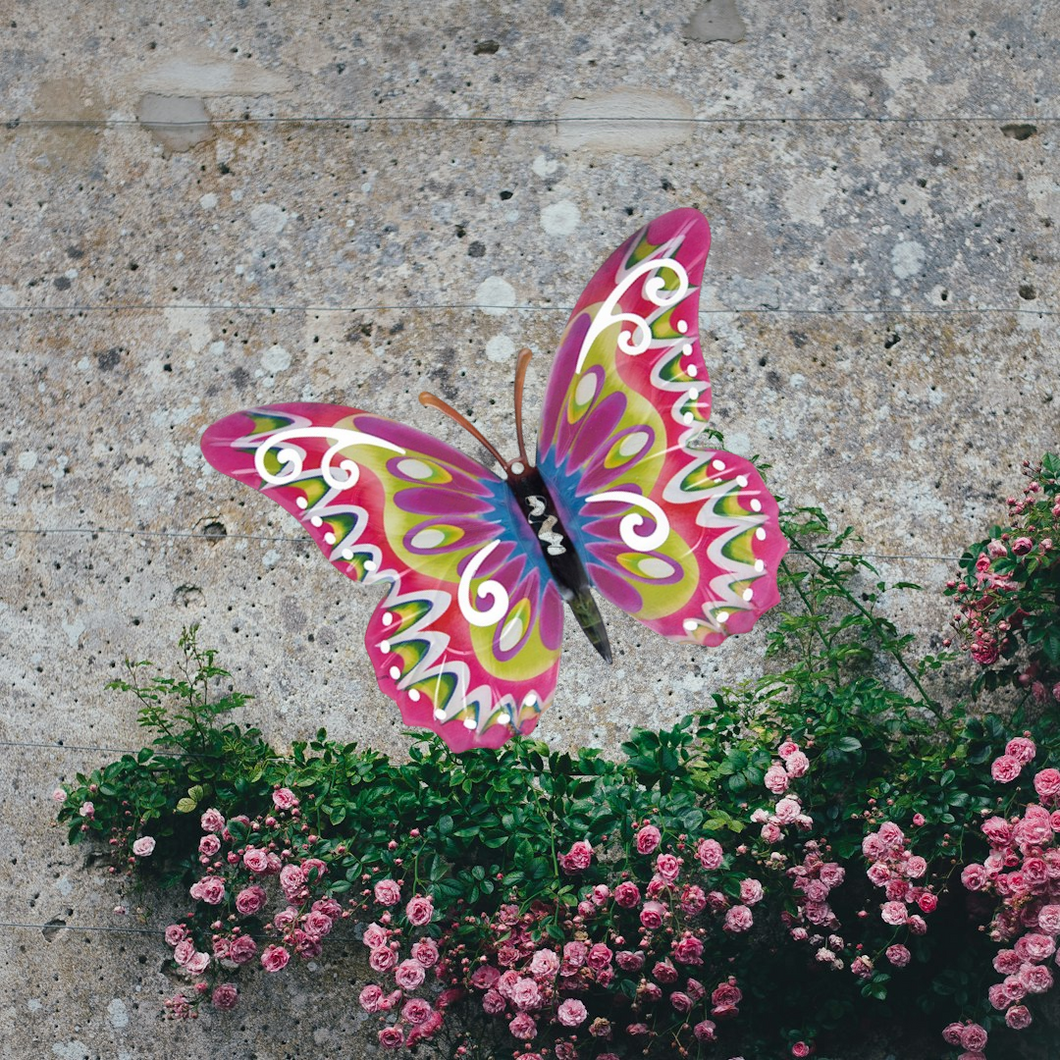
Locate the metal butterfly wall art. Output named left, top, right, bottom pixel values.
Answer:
left=201, top=209, right=788, bottom=751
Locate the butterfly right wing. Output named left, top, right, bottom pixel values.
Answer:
left=536, top=209, right=788, bottom=647
left=202, top=404, right=564, bottom=751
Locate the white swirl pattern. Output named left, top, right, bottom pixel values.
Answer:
left=584, top=490, right=671, bottom=551
left=575, top=256, right=690, bottom=373
left=254, top=426, right=405, bottom=489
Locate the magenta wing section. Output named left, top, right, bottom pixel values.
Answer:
left=537, top=208, right=788, bottom=646
left=201, top=404, right=563, bottom=751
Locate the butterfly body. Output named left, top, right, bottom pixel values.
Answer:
left=202, top=209, right=788, bottom=751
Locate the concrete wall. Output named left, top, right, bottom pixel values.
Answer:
left=1, top=1, right=1056, bottom=1055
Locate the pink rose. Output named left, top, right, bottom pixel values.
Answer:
left=655, top=853, right=681, bottom=882
left=693, top=1019, right=717, bottom=1041
left=482, top=989, right=505, bottom=1014
left=724, top=905, right=753, bottom=933
left=639, top=900, right=666, bottom=930
left=374, top=878, right=401, bottom=906
left=681, top=884, right=707, bottom=915
left=200, top=808, right=225, bottom=833
left=557, top=998, right=587, bottom=1027
left=185, top=951, right=210, bottom=975
left=363, top=922, right=388, bottom=949
left=190, top=876, right=225, bottom=905
left=132, top=836, right=155, bottom=857
left=1005, top=1004, right=1032, bottom=1029
left=740, top=878, right=764, bottom=905
left=670, top=990, right=692, bottom=1012
left=303, top=910, right=333, bottom=939
left=994, top=949, right=1022, bottom=975
left=1011, top=537, right=1034, bottom=556
left=820, top=863, right=845, bottom=889
left=272, top=787, right=299, bottom=810
left=396, top=958, right=426, bottom=990
left=242, top=847, right=269, bottom=874
left=359, top=984, right=383, bottom=1012
left=260, top=944, right=290, bottom=972
left=697, top=838, right=723, bottom=870
left=211, top=983, right=239, bottom=1010
left=523, top=950, right=555, bottom=980
left=774, top=797, right=801, bottom=824
left=636, top=825, right=661, bottom=855
left=509, top=1012, right=537, bottom=1040
left=761, top=822, right=783, bottom=843
left=903, top=856, right=927, bottom=879
left=616, top=949, right=644, bottom=971
left=862, top=833, right=885, bottom=859
left=562, top=941, right=588, bottom=967
left=1019, top=963, right=1053, bottom=993
left=886, top=944, right=911, bottom=967
left=960, top=1023, right=988, bottom=1052
left=652, top=959, right=678, bottom=984
left=302, top=857, right=327, bottom=883
left=173, top=939, right=195, bottom=966
left=982, top=816, right=1013, bottom=847
left=199, top=834, right=220, bottom=856
left=778, top=740, right=799, bottom=759
left=614, top=881, right=640, bottom=908
left=235, top=885, right=267, bottom=916
left=917, top=891, right=938, bottom=914
left=878, top=822, right=905, bottom=850
left=229, top=935, right=257, bottom=965
left=369, top=947, right=397, bottom=973
left=378, top=1026, right=404, bottom=1048
left=673, top=933, right=704, bottom=965
left=764, top=766, right=789, bottom=794
left=511, top=977, right=542, bottom=1011
left=587, top=943, right=613, bottom=970
left=992, top=755, right=1023, bottom=783
left=560, top=840, right=593, bottom=872
left=280, top=864, right=307, bottom=901
left=880, top=901, right=908, bottom=926
left=711, top=980, right=742, bottom=1009
left=405, top=894, right=434, bottom=926
left=785, top=750, right=810, bottom=777
left=165, top=924, right=187, bottom=947
left=412, top=938, right=439, bottom=967
left=961, top=863, right=989, bottom=891
left=1035, top=768, right=1060, bottom=802
left=792, top=1044, right=812, bottom=1059
left=402, top=998, right=433, bottom=1025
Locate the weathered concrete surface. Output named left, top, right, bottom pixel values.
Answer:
left=0, top=0, right=1057, bottom=1056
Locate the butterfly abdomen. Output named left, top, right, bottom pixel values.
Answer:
left=507, top=466, right=612, bottom=664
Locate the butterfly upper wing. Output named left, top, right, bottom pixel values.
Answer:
left=202, top=404, right=564, bottom=751
left=537, top=208, right=788, bottom=645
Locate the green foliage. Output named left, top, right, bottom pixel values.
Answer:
left=56, top=468, right=1060, bottom=1059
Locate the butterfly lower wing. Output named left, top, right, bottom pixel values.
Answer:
left=202, top=404, right=564, bottom=750
left=537, top=208, right=788, bottom=645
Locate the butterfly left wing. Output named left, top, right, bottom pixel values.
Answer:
left=537, top=208, right=788, bottom=646
left=201, top=404, right=564, bottom=751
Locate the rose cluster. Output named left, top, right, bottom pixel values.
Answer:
left=862, top=819, right=935, bottom=951
left=160, top=789, right=346, bottom=1017
left=959, top=738, right=1060, bottom=1038
left=946, top=454, right=1060, bottom=699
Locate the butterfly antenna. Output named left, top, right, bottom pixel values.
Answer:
left=512, top=347, right=534, bottom=469
left=419, top=391, right=511, bottom=472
